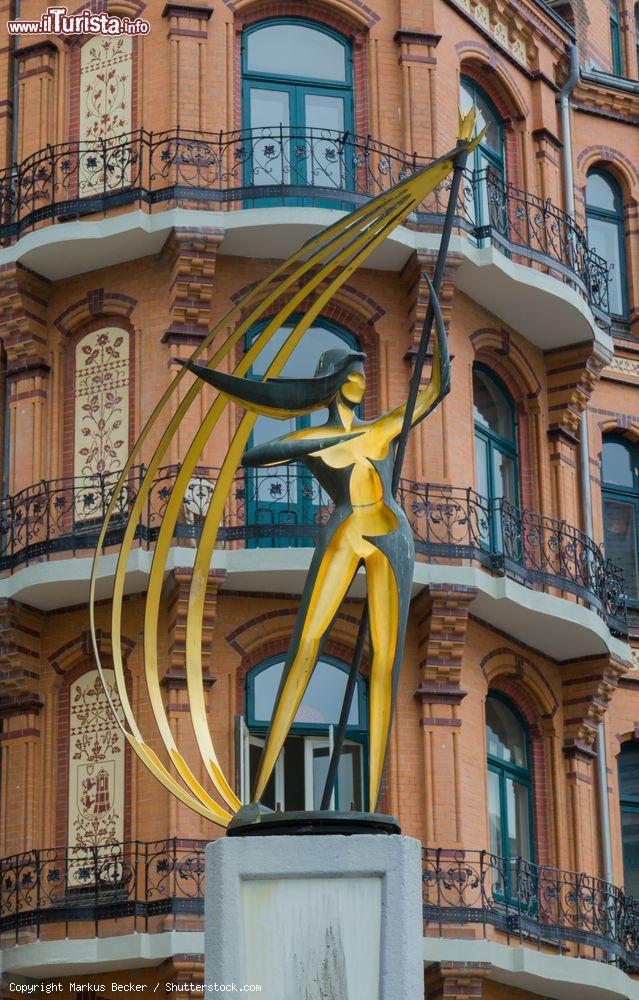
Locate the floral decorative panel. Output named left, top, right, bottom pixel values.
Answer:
left=79, top=36, right=132, bottom=194
left=67, top=669, right=125, bottom=886
left=74, top=327, right=130, bottom=519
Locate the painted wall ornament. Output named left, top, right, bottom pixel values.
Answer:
left=90, top=110, right=482, bottom=827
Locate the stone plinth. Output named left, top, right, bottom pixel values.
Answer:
left=204, top=833, right=422, bottom=999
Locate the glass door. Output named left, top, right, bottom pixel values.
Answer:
left=242, top=19, right=354, bottom=206
left=460, top=77, right=505, bottom=243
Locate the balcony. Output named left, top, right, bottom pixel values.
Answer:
left=2, top=841, right=638, bottom=987
left=423, top=848, right=639, bottom=974
left=0, top=468, right=627, bottom=648
left=0, top=127, right=611, bottom=331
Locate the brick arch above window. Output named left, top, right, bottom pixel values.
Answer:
left=480, top=646, right=559, bottom=721
left=576, top=148, right=639, bottom=205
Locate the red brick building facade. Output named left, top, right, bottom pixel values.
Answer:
left=1, top=0, right=639, bottom=997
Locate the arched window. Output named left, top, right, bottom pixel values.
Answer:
left=473, top=365, right=518, bottom=547
left=460, top=76, right=505, bottom=234
left=618, top=743, right=639, bottom=897
left=242, top=20, right=354, bottom=193
left=586, top=169, right=628, bottom=318
left=245, top=317, right=360, bottom=548
left=486, top=693, right=534, bottom=893
left=602, top=435, right=639, bottom=601
left=242, top=655, right=368, bottom=810
left=610, top=0, right=623, bottom=75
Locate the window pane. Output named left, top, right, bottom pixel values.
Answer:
left=249, top=740, right=276, bottom=810
left=619, top=745, right=639, bottom=801
left=488, top=769, right=502, bottom=857
left=252, top=658, right=359, bottom=725
left=587, top=172, right=620, bottom=213
left=506, top=777, right=532, bottom=861
left=473, top=370, right=514, bottom=440
left=246, top=24, right=346, bottom=82
left=587, top=215, right=625, bottom=316
left=486, top=697, right=527, bottom=768
left=492, top=449, right=517, bottom=505
left=474, top=90, right=502, bottom=156
left=283, top=736, right=305, bottom=811
left=603, top=497, right=639, bottom=598
left=338, top=743, right=363, bottom=811
left=602, top=439, right=635, bottom=488
left=305, top=94, right=345, bottom=188
left=250, top=324, right=351, bottom=378
left=312, top=744, right=330, bottom=809
left=249, top=89, right=290, bottom=185
left=621, top=809, right=639, bottom=898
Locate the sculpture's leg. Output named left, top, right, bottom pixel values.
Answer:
left=252, top=521, right=360, bottom=804
left=366, top=546, right=402, bottom=811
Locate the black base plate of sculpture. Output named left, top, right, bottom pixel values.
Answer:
left=227, top=804, right=401, bottom=837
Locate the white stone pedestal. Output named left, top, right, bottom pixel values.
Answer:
left=204, top=833, right=422, bottom=1000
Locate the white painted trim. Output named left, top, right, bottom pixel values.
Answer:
left=1, top=543, right=630, bottom=662
left=0, top=207, right=607, bottom=350
left=0, top=931, right=204, bottom=978
left=423, top=936, right=639, bottom=1000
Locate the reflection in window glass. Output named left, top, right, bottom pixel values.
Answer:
left=473, top=369, right=514, bottom=442
left=486, top=697, right=528, bottom=768
left=246, top=22, right=347, bottom=81
left=586, top=169, right=627, bottom=318
left=253, top=657, right=359, bottom=726
left=618, top=743, right=639, bottom=898
left=602, top=436, right=639, bottom=600
left=603, top=438, right=635, bottom=487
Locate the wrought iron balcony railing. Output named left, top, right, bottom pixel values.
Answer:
left=0, top=126, right=610, bottom=316
left=0, top=839, right=205, bottom=943
left=423, top=848, right=639, bottom=973
left=3, top=840, right=639, bottom=975
left=0, top=467, right=627, bottom=635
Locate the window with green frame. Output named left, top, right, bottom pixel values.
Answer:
left=473, top=365, right=519, bottom=549
left=601, top=434, right=639, bottom=602
left=610, top=0, right=624, bottom=75
left=618, top=742, right=639, bottom=898
left=244, top=316, right=360, bottom=549
left=241, top=19, right=354, bottom=198
left=459, top=76, right=505, bottom=237
left=486, top=693, right=534, bottom=897
left=586, top=168, right=628, bottom=319
left=242, top=655, right=368, bottom=811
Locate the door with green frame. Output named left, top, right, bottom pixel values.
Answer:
left=460, top=77, right=506, bottom=241
left=244, top=317, right=361, bottom=548
left=486, top=693, right=535, bottom=901
left=241, top=655, right=368, bottom=811
left=241, top=19, right=354, bottom=203
left=473, top=364, right=519, bottom=553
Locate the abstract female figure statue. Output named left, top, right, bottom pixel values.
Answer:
left=180, top=281, right=450, bottom=811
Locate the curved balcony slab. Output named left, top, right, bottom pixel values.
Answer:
left=0, top=206, right=607, bottom=353
left=423, top=939, right=639, bottom=1000
left=0, top=545, right=629, bottom=663
left=1, top=931, right=200, bottom=979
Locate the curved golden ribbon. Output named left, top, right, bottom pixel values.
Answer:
left=91, top=125, right=478, bottom=826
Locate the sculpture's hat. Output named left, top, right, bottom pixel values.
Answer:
left=178, top=347, right=367, bottom=418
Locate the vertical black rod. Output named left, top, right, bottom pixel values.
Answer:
left=319, top=142, right=471, bottom=813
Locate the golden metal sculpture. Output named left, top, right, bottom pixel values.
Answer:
left=90, top=110, right=481, bottom=827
